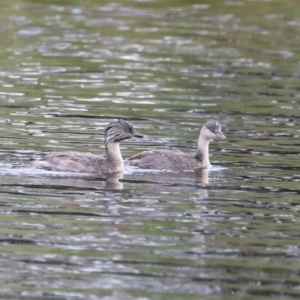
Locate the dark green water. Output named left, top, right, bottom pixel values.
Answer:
left=0, top=0, right=299, bottom=299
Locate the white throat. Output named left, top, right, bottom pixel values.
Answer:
left=195, top=135, right=211, bottom=168
left=105, top=141, right=124, bottom=170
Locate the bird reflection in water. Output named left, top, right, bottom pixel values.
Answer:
left=30, top=172, right=124, bottom=191
left=29, top=166, right=220, bottom=194
left=126, top=167, right=210, bottom=199
left=105, top=173, right=123, bottom=190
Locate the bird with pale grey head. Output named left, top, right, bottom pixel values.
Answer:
left=128, top=120, right=225, bottom=170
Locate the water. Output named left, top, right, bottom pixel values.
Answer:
left=0, top=0, right=299, bottom=299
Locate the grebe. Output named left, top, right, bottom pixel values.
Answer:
left=128, top=120, right=224, bottom=170
left=32, top=120, right=143, bottom=174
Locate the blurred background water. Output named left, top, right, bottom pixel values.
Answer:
left=0, top=0, right=300, bottom=299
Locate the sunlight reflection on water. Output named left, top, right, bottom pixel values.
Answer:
left=0, top=0, right=299, bottom=299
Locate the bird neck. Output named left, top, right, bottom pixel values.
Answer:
left=105, top=141, right=124, bottom=172
left=195, top=135, right=211, bottom=168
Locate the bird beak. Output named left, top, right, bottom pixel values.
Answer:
left=133, top=131, right=143, bottom=138
left=216, top=131, right=225, bottom=139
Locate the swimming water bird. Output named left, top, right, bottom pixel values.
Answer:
left=32, top=120, right=143, bottom=174
left=128, top=120, right=225, bottom=170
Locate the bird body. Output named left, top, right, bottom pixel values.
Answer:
left=32, top=120, right=143, bottom=174
left=128, top=120, right=225, bottom=171
left=128, top=149, right=201, bottom=170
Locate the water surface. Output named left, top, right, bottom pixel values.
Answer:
left=0, top=0, right=299, bottom=299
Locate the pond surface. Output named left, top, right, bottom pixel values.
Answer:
left=0, top=0, right=300, bottom=299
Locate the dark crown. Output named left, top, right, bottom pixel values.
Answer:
left=105, top=120, right=137, bottom=145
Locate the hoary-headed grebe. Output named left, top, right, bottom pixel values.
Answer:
left=32, top=120, right=143, bottom=174
left=128, top=120, right=225, bottom=170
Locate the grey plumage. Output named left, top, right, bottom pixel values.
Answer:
left=32, top=120, right=143, bottom=174
left=128, top=120, right=225, bottom=171
left=129, top=149, right=201, bottom=170
left=105, top=119, right=142, bottom=145
left=205, top=120, right=222, bottom=135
